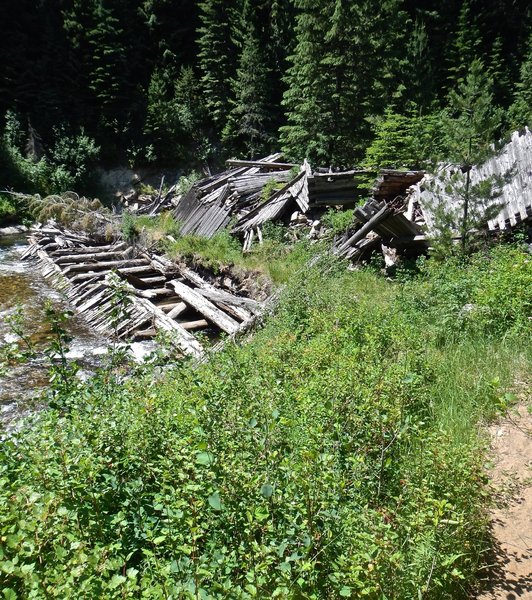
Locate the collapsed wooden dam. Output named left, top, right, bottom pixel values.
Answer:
left=22, top=225, right=265, bottom=359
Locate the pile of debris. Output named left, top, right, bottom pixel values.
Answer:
left=165, top=129, right=532, bottom=265
left=23, top=224, right=264, bottom=358
left=172, top=154, right=304, bottom=239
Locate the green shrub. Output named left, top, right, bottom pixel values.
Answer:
left=321, top=207, right=355, bottom=235
left=0, top=111, right=100, bottom=208
left=0, top=195, right=18, bottom=225
left=0, top=246, right=529, bottom=598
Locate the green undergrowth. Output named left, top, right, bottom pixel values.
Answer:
left=0, top=245, right=530, bottom=598
left=165, top=229, right=314, bottom=284
left=121, top=212, right=313, bottom=285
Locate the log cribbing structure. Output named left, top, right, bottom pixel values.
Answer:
left=23, top=224, right=264, bottom=358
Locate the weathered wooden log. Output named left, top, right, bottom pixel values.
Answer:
left=55, top=250, right=128, bottom=265
left=226, top=159, right=298, bottom=170
left=169, top=280, right=240, bottom=335
left=61, top=258, right=149, bottom=275
left=179, top=319, right=209, bottom=331
left=166, top=302, right=188, bottom=319
left=336, top=204, right=393, bottom=255
left=50, top=242, right=127, bottom=256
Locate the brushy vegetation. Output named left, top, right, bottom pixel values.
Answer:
left=0, top=110, right=100, bottom=225
left=0, top=243, right=530, bottom=598
left=122, top=212, right=315, bottom=285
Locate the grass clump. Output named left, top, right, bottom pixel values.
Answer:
left=165, top=226, right=314, bottom=284
left=0, top=245, right=529, bottom=598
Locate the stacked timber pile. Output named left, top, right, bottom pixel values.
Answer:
left=23, top=224, right=264, bottom=359
left=308, top=170, right=371, bottom=206
left=333, top=197, right=427, bottom=263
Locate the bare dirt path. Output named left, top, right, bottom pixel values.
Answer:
left=477, top=403, right=532, bottom=600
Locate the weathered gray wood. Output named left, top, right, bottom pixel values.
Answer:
left=336, top=204, right=393, bottom=255
left=169, top=280, right=240, bottom=335
left=61, top=258, right=149, bottom=275
left=68, top=265, right=159, bottom=283
left=226, top=159, right=298, bottom=170
left=135, top=296, right=204, bottom=357
left=166, top=302, right=188, bottom=319
left=179, top=319, right=209, bottom=331
left=197, top=288, right=261, bottom=316
left=50, top=242, right=127, bottom=257
left=55, top=250, right=128, bottom=264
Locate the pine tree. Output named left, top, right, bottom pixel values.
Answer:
left=279, top=1, right=325, bottom=163
left=197, top=0, right=239, bottom=137
left=224, top=0, right=281, bottom=157
left=438, top=59, right=503, bottom=251
left=509, top=34, right=532, bottom=129
left=487, top=36, right=512, bottom=109
left=281, top=0, right=406, bottom=166
left=446, top=0, right=482, bottom=87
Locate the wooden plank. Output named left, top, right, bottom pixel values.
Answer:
left=197, top=288, right=261, bottom=316
left=336, top=204, right=393, bottom=255
left=61, top=258, right=149, bottom=275
left=55, top=250, right=128, bottom=264
left=68, top=265, right=159, bottom=284
left=169, top=280, right=240, bottom=335
left=167, top=302, right=188, bottom=319
left=226, top=159, right=298, bottom=170
left=135, top=296, right=204, bottom=358
left=50, top=242, right=127, bottom=256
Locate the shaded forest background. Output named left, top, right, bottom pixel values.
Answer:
left=1, top=0, right=532, bottom=188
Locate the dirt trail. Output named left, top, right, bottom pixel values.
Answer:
left=477, top=403, right=532, bottom=600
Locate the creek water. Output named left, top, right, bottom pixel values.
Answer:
left=0, top=234, right=109, bottom=428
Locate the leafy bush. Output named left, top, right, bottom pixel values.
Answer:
left=0, top=195, right=18, bottom=225
left=0, top=111, right=100, bottom=211
left=399, top=245, right=532, bottom=340
left=0, top=246, right=529, bottom=598
left=321, top=207, right=355, bottom=235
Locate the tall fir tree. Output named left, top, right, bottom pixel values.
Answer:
left=281, top=0, right=407, bottom=166
left=197, top=0, right=239, bottom=139
left=509, top=34, right=532, bottom=129
left=446, top=0, right=482, bottom=87
left=224, top=0, right=283, bottom=157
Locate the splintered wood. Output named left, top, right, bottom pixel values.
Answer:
left=23, top=224, right=264, bottom=358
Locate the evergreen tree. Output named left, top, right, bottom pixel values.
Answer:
left=281, top=0, right=407, bottom=166
left=197, top=0, right=239, bottom=137
left=437, top=59, right=503, bottom=251
left=144, top=67, right=209, bottom=166
left=363, top=107, right=445, bottom=170
left=224, top=28, right=274, bottom=158
left=446, top=0, right=482, bottom=87
left=509, top=34, right=532, bottom=129
left=224, top=0, right=282, bottom=157
left=487, top=36, right=512, bottom=109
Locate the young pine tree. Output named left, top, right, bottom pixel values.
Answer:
left=433, top=59, right=503, bottom=252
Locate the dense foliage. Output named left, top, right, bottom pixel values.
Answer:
left=0, top=0, right=531, bottom=180
left=0, top=245, right=530, bottom=598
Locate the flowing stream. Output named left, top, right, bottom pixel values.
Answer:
left=0, top=234, right=109, bottom=428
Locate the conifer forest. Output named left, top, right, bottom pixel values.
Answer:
left=0, top=1, right=532, bottom=599
left=1, top=0, right=531, bottom=178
